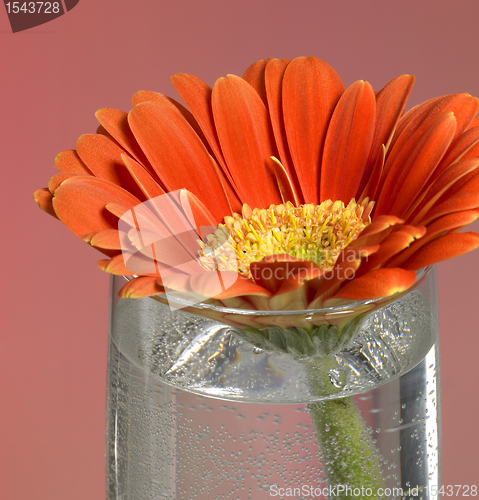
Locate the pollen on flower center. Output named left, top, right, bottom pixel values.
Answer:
left=199, top=199, right=374, bottom=279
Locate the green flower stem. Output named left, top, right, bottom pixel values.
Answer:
left=236, top=319, right=386, bottom=498
left=305, top=358, right=385, bottom=499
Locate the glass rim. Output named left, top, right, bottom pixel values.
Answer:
left=121, top=266, right=433, bottom=318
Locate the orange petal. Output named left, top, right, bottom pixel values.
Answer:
left=118, top=276, right=165, bottom=298
left=161, top=272, right=193, bottom=293
left=360, top=145, right=385, bottom=202
left=309, top=245, right=379, bottom=304
left=403, top=232, right=479, bottom=271
left=122, top=189, right=212, bottom=263
left=95, top=108, right=152, bottom=167
left=383, top=94, right=479, bottom=190
left=186, top=270, right=239, bottom=299
left=431, top=125, right=479, bottom=181
left=467, top=116, right=479, bottom=129
left=360, top=75, right=414, bottom=201
left=417, top=210, right=479, bottom=239
left=114, top=203, right=174, bottom=252
left=121, top=154, right=166, bottom=199
left=105, top=202, right=131, bottom=219
left=210, top=273, right=272, bottom=301
left=282, top=56, right=344, bottom=204
left=324, top=268, right=417, bottom=305
left=48, top=172, right=81, bottom=194
left=76, top=134, right=125, bottom=182
left=407, top=157, right=479, bottom=224
left=271, top=157, right=301, bottom=205
left=436, top=165, right=479, bottom=201
left=321, top=80, right=376, bottom=202
left=179, top=189, right=217, bottom=234
left=422, top=191, right=479, bottom=225
left=242, top=58, right=272, bottom=105
left=98, top=253, right=169, bottom=276
left=264, top=58, right=302, bottom=199
left=388, top=96, right=442, bottom=152
left=170, top=75, right=228, bottom=174
left=96, top=124, right=113, bottom=139
left=131, top=90, right=212, bottom=155
left=367, top=75, right=415, bottom=161
left=388, top=94, right=479, bottom=161
left=52, top=177, right=141, bottom=238
left=269, top=280, right=308, bottom=311
left=75, top=134, right=145, bottom=200
left=375, top=111, right=456, bottom=218
left=98, top=255, right=133, bottom=275
left=54, top=150, right=92, bottom=175
left=33, top=188, right=58, bottom=219
left=463, top=142, right=479, bottom=160
left=124, top=223, right=201, bottom=272
left=387, top=209, right=479, bottom=268
left=250, top=255, right=321, bottom=295
left=217, top=296, right=256, bottom=310
left=82, top=228, right=129, bottom=250
left=356, top=225, right=426, bottom=275
left=122, top=193, right=212, bottom=273
left=143, top=189, right=196, bottom=231
left=462, top=120, right=479, bottom=159
left=138, top=227, right=208, bottom=276
left=128, top=101, right=231, bottom=222
left=170, top=74, right=242, bottom=212
left=349, top=215, right=403, bottom=247
left=159, top=271, right=232, bottom=306
left=160, top=273, right=232, bottom=308
left=212, top=74, right=282, bottom=208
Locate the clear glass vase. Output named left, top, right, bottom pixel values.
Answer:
left=106, top=267, right=440, bottom=500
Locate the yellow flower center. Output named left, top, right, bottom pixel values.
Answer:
left=199, top=199, right=373, bottom=278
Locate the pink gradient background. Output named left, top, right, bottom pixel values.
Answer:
left=1, top=1, right=479, bottom=498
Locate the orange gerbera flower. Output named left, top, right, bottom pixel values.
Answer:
left=34, top=56, right=479, bottom=315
